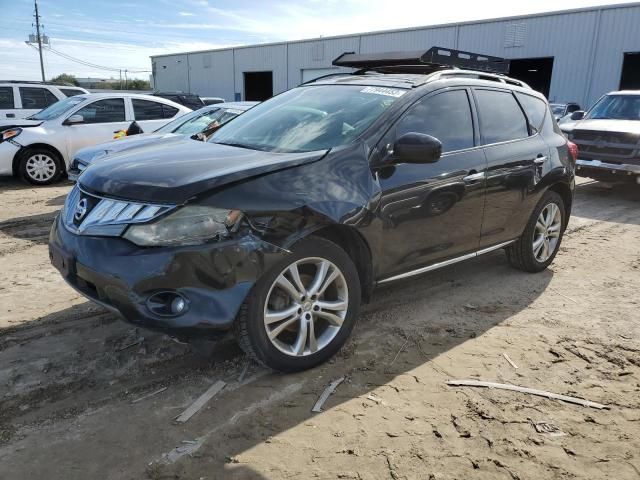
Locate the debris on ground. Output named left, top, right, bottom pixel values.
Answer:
left=312, top=377, right=345, bottom=413
left=175, top=380, right=226, bottom=423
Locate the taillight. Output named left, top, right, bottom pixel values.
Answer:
left=567, top=141, right=578, bottom=165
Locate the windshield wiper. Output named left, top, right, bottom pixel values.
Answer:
left=213, top=141, right=260, bottom=151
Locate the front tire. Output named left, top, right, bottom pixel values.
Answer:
left=234, top=236, right=361, bottom=372
left=506, top=190, right=565, bottom=273
left=18, top=147, right=63, bottom=186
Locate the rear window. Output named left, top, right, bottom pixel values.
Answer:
left=475, top=89, right=529, bottom=144
left=0, top=87, right=14, bottom=109
left=60, top=88, right=85, bottom=97
left=19, top=87, right=58, bottom=109
left=515, top=92, right=549, bottom=134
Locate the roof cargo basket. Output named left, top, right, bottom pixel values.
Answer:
left=332, top=46, right=510, bottom=74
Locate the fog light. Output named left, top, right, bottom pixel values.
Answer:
left=171, top=296, right=186, bottom=315
left=146, top=291, right=189, bottom=317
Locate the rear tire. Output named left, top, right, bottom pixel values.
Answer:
left=18, top=147, right=63, bottom=186
left=234, top=236, right=361, bottom=372
left=506, top=190, right=565, bottom=273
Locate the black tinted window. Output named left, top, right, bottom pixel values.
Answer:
left=132, top=99, right=164, bottom=120
left=19, top=87, right=58, bottom=109
left=515, top=92, right=548, bottom=133
left=60, top=88, right=84, bottom=97
left=475, top=90, right=528, bottom=144
left=396, top=90, right=474, bottom=153
left=75, top=98, right=125, bottom=123
left=162, top=105, right=179, bottom=118
left=0, top=87, right=14, bottom=109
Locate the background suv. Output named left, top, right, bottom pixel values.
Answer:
left=0, top=81, right=88, bottom=120
left=50, top=48, right=576, bottom=372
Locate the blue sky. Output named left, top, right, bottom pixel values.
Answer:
left=1, top=0, right=636, bottom=81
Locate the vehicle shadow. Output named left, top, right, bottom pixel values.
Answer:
left=0, top=177, right=72, bottom=191
left=0, top=211, right=57, bottom=246
left=0, top=248, right=554, bottom=479
left=572, top=180, right=640, bottom=225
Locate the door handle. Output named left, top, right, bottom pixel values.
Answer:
left=534, top=155, right=548, bottom=164
left=463, top=171, right=485, bottom=182
left=6, top=113, right=15, bottom=118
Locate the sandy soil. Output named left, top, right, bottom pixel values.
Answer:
left=0, top=177, right=639, bottom=480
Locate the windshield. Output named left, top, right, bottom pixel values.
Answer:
left=155, top=107, right=239, bottom=135
left=29, top=96, right=86, bottom=121
left=586, top=95, right=640, bottom=121
left=550, top=104, right=566, bottom=116
left=209, top=85, right=405, bottom=153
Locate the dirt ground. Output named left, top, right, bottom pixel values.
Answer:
left=0, top=177, right=639, bottom=480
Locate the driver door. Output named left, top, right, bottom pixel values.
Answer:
left=64, top=98, right=130, bottom=159
left=375, top=88, right=487, bottom=279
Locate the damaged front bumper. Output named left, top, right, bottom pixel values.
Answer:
left=49, top=215, right=288, bottom=334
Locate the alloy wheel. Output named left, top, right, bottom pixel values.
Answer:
left=263, top=257, right=349, bottom=357
left=25, top=154, right=57, bottom=182
left=532, top=202, right=561, bottom=262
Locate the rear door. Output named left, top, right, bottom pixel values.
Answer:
left=473, top=88, right=551, bottom=247
left=377, top=88, right=487, bottom=277
left=132, top=98, right=181, bottom=132
left=0, top=86, right=17, bottom=119
left=64, top=98, right=130, bottom=159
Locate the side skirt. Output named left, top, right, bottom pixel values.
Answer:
left=377, top=240, right=516, bottom=285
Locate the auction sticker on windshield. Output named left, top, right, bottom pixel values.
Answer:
left=360, top=86, right=406, bottom=97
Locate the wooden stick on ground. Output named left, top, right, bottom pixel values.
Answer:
left=312, top=377, right=345, bottom=413
left=446, top=379, right=609, bottom=410
left=502, top=353, right=518, bottom=369
left=175, top=381, right=226, bottom=423
left=131, top=386, right=167, bottom=404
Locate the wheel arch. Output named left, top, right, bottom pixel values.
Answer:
left=12, top=143, right=65, bottom=177
left=547, top=181, right=573, bottom=226
left=292, top=224, right=374, bottom=303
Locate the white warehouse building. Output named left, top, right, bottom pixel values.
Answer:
left=151, top=3, right=640, bottom=109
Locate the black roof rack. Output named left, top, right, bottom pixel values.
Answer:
left=332, top=46, right=510, bottom=75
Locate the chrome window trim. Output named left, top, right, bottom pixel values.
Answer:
left=377, top=240, right=516, bottom=284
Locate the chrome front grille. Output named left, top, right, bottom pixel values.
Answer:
left=62, top=185, right=175, bottom=236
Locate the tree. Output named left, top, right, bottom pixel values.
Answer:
left=50, top=73, right=79, bottom=86
left=127, top=79, right=151, bottom=91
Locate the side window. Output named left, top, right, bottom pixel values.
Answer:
left=75, top=98, right=125, bottom=124
left=395, top=90, right=475, bottom=153
left=475, top=89, right=528, bottom=144
left=162, top=105, right=179, bottom=118
left=132, top=99, right=165, bottom=120
left=515, top=92, right=549, bottom=134
left=60, top=88, right=85, bottom=97
left=0, top=87, right=14, bottom=109
left=19, top=87, right=58, bottom=109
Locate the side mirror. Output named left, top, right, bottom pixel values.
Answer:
left=191, top=132, right=207, bottom=142
left=63, top=114, right=84, bottom=125
left=570, top=111, right=585, bottom=121
left=393, top=133, right=442, bottom=164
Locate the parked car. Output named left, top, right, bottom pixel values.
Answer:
left=0, top=81, right=89, bottom=120
left=68, top=102, right=257, bottom=181
left=50, top=47, right=576, bottom=372
left=550, top=102, right=582, bottom=121
left=201, top=97, right=225, bottom=105
left=0, top=93, right=190, bottom=185
left=152, top=91, right=204, bottom=110
left=562, top=91, right=640, bottom=184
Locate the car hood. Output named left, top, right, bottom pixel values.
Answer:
left=0, top=119, right=43, bottom=131
left=570, top=119, right=640, bottom=134
left=79, top=138, right=329, bottom=204
left=75, top=133, right=180, bottom=163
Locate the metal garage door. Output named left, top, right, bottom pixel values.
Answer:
left=301, top=68, right=340, bottom=83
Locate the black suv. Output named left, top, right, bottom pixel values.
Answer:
left=50, top=48, right=576, bottom=372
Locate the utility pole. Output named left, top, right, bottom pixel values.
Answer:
left=34, top=0, right=45, bottom=82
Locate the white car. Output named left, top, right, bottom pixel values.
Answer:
left=0, top=93, right=191, bottom=185
left=0, top=81, right=89, bottom=120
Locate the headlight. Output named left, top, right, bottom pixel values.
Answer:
left=123, top=205, right=243, bottom=246
left=1, top=128, right=22, bottom=142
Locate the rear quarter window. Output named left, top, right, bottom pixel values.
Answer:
left=475, top=89, right=529, bottom=144
left=162, top=105, right=179, bottom=118
left=0, top=87, right=14, bottom=109
left=515, top=92, right=549, bottom=134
